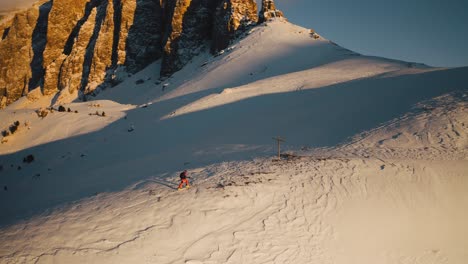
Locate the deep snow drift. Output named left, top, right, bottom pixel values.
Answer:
left=0, top=20, right=467, bottom=263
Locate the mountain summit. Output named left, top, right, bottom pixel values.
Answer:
left=0, top=0, right=284, bottom=109
left=259, top=0, right=284, bottom=23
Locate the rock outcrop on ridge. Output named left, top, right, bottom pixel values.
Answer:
left=161, top=0, right=258, bottom=76
left=0, top=0, right=278, bottom=108
left=258, top=0, right=284, bottom=23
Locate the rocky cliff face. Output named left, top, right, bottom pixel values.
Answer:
left=259, top=0, right=284, bottom=23
left=161, top=0, right=219, bottom=76
left=161, top=0, right=258, bottom=76
left=0, top=0, right=164, bottom=107
left=0, top=5, right=41, bottom=108
left=0, top=0, right=270, bottom=108
left=211, top=0, right=258, bottom=54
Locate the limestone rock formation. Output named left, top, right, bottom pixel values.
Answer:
left=0, top=6, right=40, bottom=106
left=258, top=0, right=284, bottom=23
left=0, top=0, right=269, bottom=108
left=161, top=0, right=219, bottom=76
left=161, top=0, right=258, bottom=76
left=0, top=0, right=164, bottom=108
left=124, top=0, right=164, bottom=73
left=211, top=0, right=258, bottom=53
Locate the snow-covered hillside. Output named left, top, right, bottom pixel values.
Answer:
left=0, top=20, right=467, bottom=263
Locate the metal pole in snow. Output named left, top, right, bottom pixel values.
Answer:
left=273, top=137, right=285, bottom=159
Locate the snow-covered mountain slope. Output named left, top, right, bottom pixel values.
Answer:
left=340, top=91, right=468, bottom=160
left=2, top=153, right=467, bottom=264
left=0, top=20, right=467, bottom=263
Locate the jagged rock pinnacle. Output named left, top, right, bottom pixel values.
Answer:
left=259, top=0, right=284, bottom=23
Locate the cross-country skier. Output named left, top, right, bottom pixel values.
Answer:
left=178, top=170, right=190, bottom=190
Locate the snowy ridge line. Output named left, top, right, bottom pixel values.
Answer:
left=338, top=91, right=468, bottom=161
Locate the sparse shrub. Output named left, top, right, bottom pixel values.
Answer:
left=102, top=111, right=106, bottom=117
left=9, top=124, right=18, bottom=134
left=7, top=121, right=20, bottom=135
left=136, top=79, right=145, bottom=85
left=75, top=110, right=78, bottom=113
left=1, top=130, right=9, bottom=137
left=67, top=108, right=71, bottom=112
left=36, top=108, right=49, bottom=118
left=58, top=105, right=66, bottom=112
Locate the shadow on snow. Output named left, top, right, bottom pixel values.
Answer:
left=0, top=66, right=467, bottom=227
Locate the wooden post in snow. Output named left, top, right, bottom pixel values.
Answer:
left=273, top=136, right=285, bottom=160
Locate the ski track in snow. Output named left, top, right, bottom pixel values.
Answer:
left=1, top=155, right=466, bottom=263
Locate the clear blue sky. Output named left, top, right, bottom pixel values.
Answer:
left=264, top=0, right=468, bottom=67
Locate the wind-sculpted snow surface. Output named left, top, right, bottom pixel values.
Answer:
left=0, top=152, right=467, bottom=263
left=0, top=92, right=467, bottom=263
left=341, top=91, right=468, bottom=161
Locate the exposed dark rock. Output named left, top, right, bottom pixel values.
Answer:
left=124, top=0, right=164, bottom=73
left=29, top=1, right=53, bottom=93
left=9, top=122, right=19, bottom=134
left=161, top=0, right=219, bottom=76
left=58, top=105, right=66, bottom=112
left=23, top=154, right=35, bottom=163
